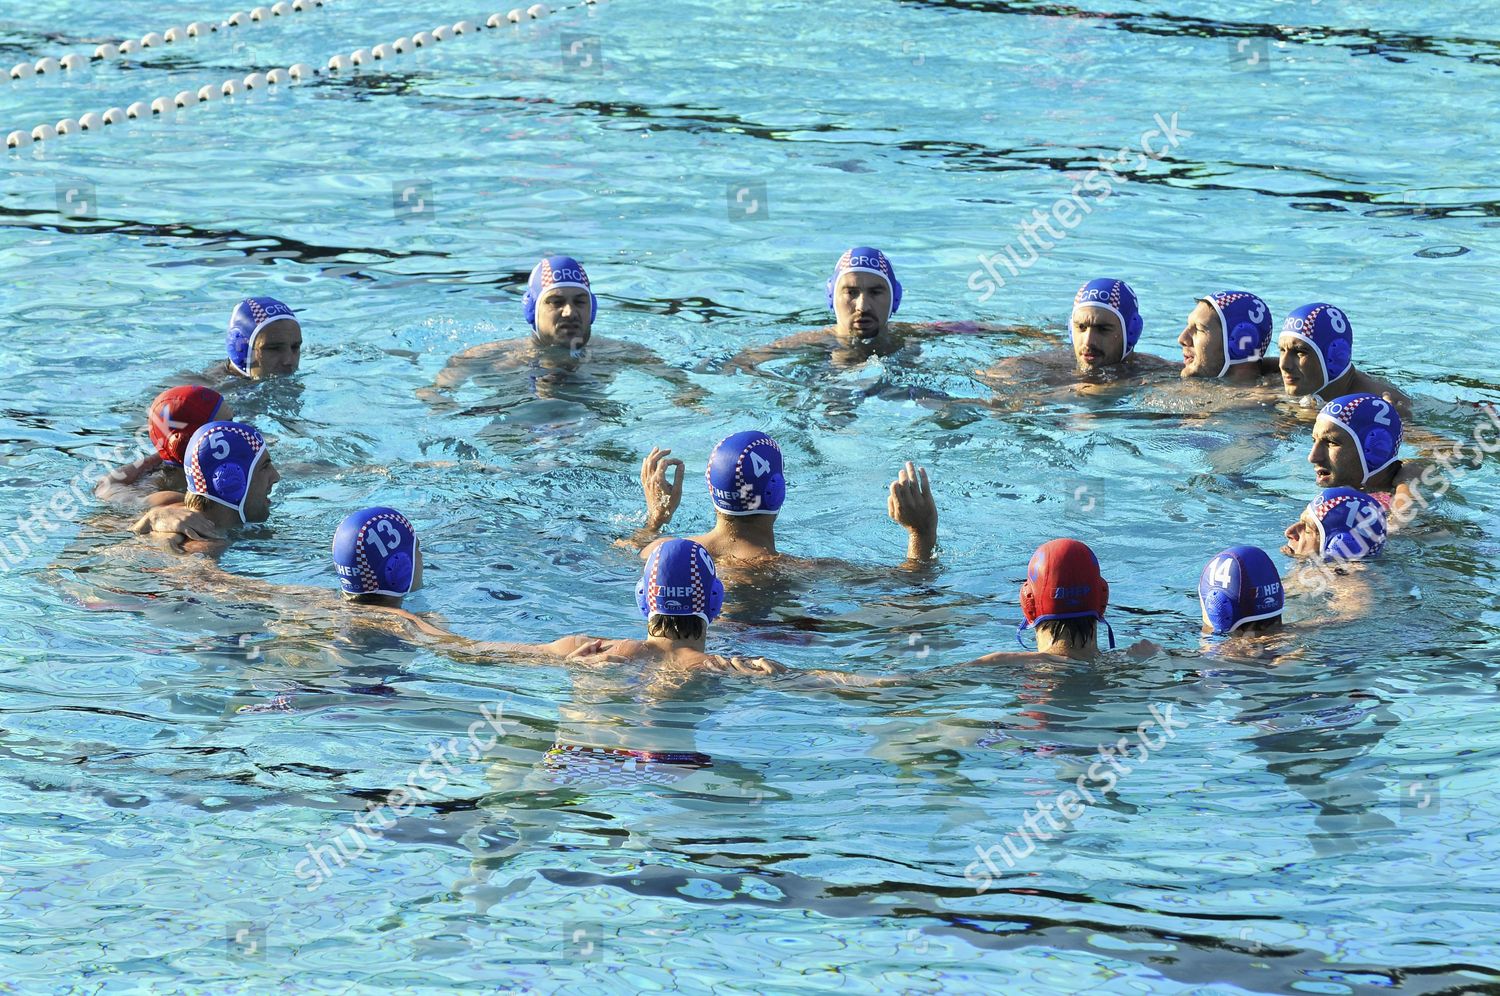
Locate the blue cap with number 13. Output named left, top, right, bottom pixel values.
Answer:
left=333, top=507, right=420, bottom=598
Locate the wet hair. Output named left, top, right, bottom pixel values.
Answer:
left=1037, top=617, right=1096, bottom=648
left=648, top=614, right=705, bottom=641
left=182, top=493, right=210, bottom=514
left=1241, top=616, right=1283, bottom=633
left=345, top=592, right=402, bottom=607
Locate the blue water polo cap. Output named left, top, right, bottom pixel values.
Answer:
left=1308, top=487, right=1387, bottom=562
left=184, top=420, right=267, bottom=524
left=1282, top=303, right=1353, bottom=393
left=706, top=430, right=785, bottom=516
left=1202, top=290, right=1273, bottom=377
left=1073, top=278, right=1143, bottom=357
left=226, top=296, right=298, bottom=375
left=826, top=247, right=902, bottom=315
left=636, top=538, right=724, bottom=623
left=1199, top=545, right=1284, bottom=634
left=332, top=507, right=420, bottom=598
left=522, top=255, right=597, bottom=329
left=1318, top=393, right=1402, bottom=483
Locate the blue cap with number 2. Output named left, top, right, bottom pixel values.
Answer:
left=332, top=507, right=420, bottom=598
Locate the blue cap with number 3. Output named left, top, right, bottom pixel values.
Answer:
left=333, top=507, right=420, bottom=598
left=1202, top=291, right=1274, bottom=378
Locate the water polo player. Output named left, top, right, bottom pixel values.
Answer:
left=226, top=297, right=303, bottom=380
left=1309, top=393, right=1418, bottom=526
left=1278, top=303, right=1410, bottom=418
left=333, top=507, right=423, bottom=608
left=96, top=386, right=232, bottom=504
left=408, top=538, right=787, bottom=681
left=976, top=277, right=1172, bottom=391
left=1281, top=486, right=1388, bottom=562
left=1178, top=291, right=1276, bottom=381
left=134, top=420, right=280, bottom=553
left=955, top=539, right=1157, bottom=664
left=425, top=254, right=703, bottom=405
left=722, top=246, right=963, bottom=378
left=1199, top=545, right=1285, bottom=635
left=632, top=430, right=938, bottom=566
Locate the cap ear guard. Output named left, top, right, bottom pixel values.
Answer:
left=384, top=551, right=414, bottom=594
left=211, top=463, right=247, bottom=502
left=1019, top=579, right=1038, bottom=625
left=705, top=574, right=725, bottom=622
left=757, top=472, right=787, bottom=514
left=1124, top=311, right=1143, bottom=353
left=1362, top=427, right=1395, bottom=474
left=636, top=574, right=651, bottom=619
left=1323, top=336, right=1352, bottom=384
left=1201, top=588, right=1238, bottom=635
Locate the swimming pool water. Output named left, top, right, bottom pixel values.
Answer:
left=2, top=0, right=1499, bottom=991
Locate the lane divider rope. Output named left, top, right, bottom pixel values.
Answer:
left=7, top=1, right=598, bottom=149
left=6, top=1, right=329, bottom=84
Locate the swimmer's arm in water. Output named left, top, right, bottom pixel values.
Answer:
left=130, top=500, right=224, bottom=554
left=887, top=462, right=938, bottom=563
left=416, top=341, right=515, bottom=408
left=619, top=446, right=686, bottom=550
left=719, top=330, right=835, bottom=376
left=973, top=347, right=1069, bottom=389
left=95, top=453, right=163, bottom=502
left=392, top=613, right=603, bottom=664
left=919, top=320, right=1050, bottom=340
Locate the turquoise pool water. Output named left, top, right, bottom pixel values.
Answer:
left=3, top=0, right=1499, bottom=991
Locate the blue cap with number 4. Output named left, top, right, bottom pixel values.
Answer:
left=1199, top=545, right=1284, bottom=634
left=706, top=430, right=785, bottom=516
left=333, top=507, right=420, bottom=598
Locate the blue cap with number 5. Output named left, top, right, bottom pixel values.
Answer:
left=333, top=507, right=421, bottom=598
left=1199, top=545, right=1284, bottom=634
left=184, top=420, right=267, bottom=524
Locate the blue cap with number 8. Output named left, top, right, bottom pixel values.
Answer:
left=333, top=507, right=420, bottom=598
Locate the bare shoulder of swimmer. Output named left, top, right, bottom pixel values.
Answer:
left=945, top=650, right=1049, bottom=669
left=722, top=329, right=838, bottom=373
left=433, top=340, right=525, bottom=386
